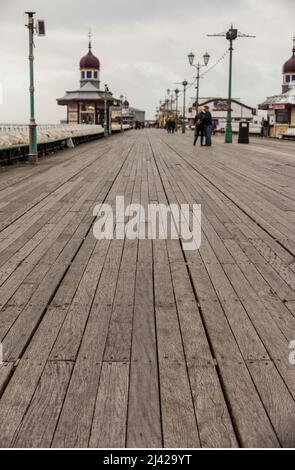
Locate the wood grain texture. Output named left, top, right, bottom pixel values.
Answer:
left=89, top=362, right=129, bottom=448
left=0, top=130, right=294, bottom=448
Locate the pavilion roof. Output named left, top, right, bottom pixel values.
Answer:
left=57, top=82, right=116, bottom=103
left=259, top=84, right=295, bottom=109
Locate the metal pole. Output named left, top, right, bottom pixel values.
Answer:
left=26, top=12, right=38, bottom=163
left=225, top=39, right=233, bottom=143
left=120, top=95, right=124, bottom=133
left=207, top=26, right=255, bottom=144
left=176, top=94, right=178, bottom=132
left=174, top=90, right=179, bottom=132
left=182, top=82, right=187, bottom=134
left=104, top=84, right=108, bottom=137
left=196, top=64, right=200, bottom=112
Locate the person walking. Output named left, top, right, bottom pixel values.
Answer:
left=170, top=116, right=176, bottom=134
left=193, top=107, right=205, bottom=146
left=263, top=118, right=269, bottom=138
left=260, top=117, right=265, bottom=138
left=203, top=105, right=213, bottom=146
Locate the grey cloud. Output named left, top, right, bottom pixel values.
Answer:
left=0, top=0, right=294, bottom=122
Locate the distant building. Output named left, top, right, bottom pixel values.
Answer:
left=57, top=37, right=120, bottom=126
left=187, top=97, right=255, bottom=129
left=157, top=95, right=256, bottom=130
left=130, top=108, right=146, bottom=123
left=119, top=100, right=146, bottom=127
left=259, top=35, right=295, bottom=138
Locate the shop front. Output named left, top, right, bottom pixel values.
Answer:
left=259, top=86, right=295, bottom=138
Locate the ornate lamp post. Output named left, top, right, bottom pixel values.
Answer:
left=104, top=84, right=109, bottom=137
left=25, top=12, right=45, bottom=163
left=182, top=80, right=188, bottom=134
left=159, top=100, right=163, bottom=127
left=224, top=28, right=236, bottom=143
left=188, top=51, right=210, bottom=115
left=174, top=88, right=180, bottom=132
left=120, top=94, right=124, bottom=133
left=208, top=25, right=255, bottom=143
left=167, top=89, right=170, bottom=114
left=170, top=92, right=174, bottom=115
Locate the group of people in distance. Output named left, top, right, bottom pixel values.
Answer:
left=193, top=105, right=213, bottom=147
left=165, top=105, right=214, bottom=147
left=165, top=116, right=177, bottom=134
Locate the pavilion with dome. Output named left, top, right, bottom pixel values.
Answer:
left=259, top=35, right=295, bottom=138
left=57, top=36, right=121, bottom=126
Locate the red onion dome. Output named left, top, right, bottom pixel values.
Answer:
left=283, top=54, right=295, bottom=74
left=80, top=50, right=100, bottom=70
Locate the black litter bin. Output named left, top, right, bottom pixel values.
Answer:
left=238, top=121, right=250, bottom=144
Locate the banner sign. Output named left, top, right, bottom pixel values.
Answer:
left=271, top=104, right=286, bottom=110
left=213, top=100, right=229, bottom=111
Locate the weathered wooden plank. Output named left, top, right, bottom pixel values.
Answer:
left=188, top=365, right=238, bottom=448
left=127, top=362, right=162, bottom=448
left=0, top=359, right=45, bottom=447
left=160, top=361, right=201, bottom=448
left=247, top=360, right=295, bottom=448
left=127, top=239, right=162, bottom=448
left=0, top=363, right=14, bottom=396
left=89, top=362, right=129, bottom=448
left=217, top=360, right=280, bottom=448
left=12, top=361, right=73, bottom=448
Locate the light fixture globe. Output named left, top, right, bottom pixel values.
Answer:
left=182, top=80, right=188, bottom=87
left=188, top=52, right=195, bottom=66
left=203, top=52, right=210, bottom=66
left=226, top=28, right=238, bottom=41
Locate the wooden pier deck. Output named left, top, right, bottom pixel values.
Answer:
left=0, top=129, right=295, bottom=448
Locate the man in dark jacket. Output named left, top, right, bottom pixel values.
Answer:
left=193, top=108, right=205, bottom=146
left=203, top=105, right=213, bottom=146
left=170, top=117, right=176, bottom=134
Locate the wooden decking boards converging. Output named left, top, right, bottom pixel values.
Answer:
left=0, top=129, right=295, bottom=448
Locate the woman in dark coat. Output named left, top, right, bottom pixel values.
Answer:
left=193, top=108, right=205, bottom=146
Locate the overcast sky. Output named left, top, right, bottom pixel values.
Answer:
left=0, top=0, right=294, bottom=122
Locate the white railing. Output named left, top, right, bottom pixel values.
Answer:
left=217, top=124, right=262, bottom=135
left=283, top=127, right=295, bottom=137
left=0, top=123, right=130, bottom=148
left=111, top=124, right=130, bottom=131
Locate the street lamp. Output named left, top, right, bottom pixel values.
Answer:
left=174, top=88, right=180, bottom=132
left=120, top=94, right=124, bottom=133
left=159, top=100, right=164, bottom=127
left=104, top=84, right=109, bottom=137
left=182, top=80, right=188, bottom=134
left=188, top=51, right=210, bottom=115
left=25, top=12, right=45, bottom=164
left=170, top=92, right=173, bottom=115
left=208, top=25, right=255, bottom=143
left=167, top=89, right=171, bottom=114
left=165, top=98, right=169, bottom=116
left=224, top=27, right=237, bottom=143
